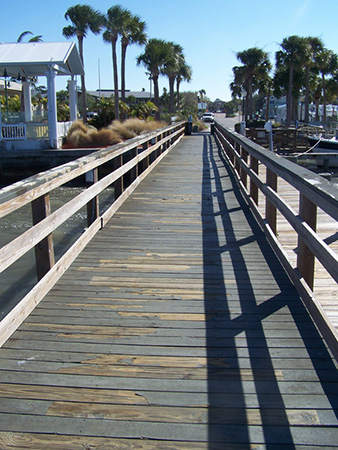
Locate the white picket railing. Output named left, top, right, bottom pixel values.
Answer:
left=1, top=121, right=72, bottom=142
left=2, top=124, right=26, bottom=140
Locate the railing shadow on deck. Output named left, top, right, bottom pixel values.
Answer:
left=213, top=122, right=338, bottom=362
left=202, top=134, right=338, bottom=448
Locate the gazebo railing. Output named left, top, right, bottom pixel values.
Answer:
left=1, top=123, right=26, bottom=140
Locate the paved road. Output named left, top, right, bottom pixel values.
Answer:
left=212, top=112, right=241, bottom=130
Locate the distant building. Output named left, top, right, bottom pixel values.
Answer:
left=0, top=79, right=22, bottom=97
left=88, top=89, right=154, bottom=103
left=262, top=96, right=286, bottom=119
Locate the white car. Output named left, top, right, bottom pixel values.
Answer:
left=202, top=112, right=214, bottom=122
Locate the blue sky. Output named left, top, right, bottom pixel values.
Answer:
left=2, top=0, right=338, bottom=101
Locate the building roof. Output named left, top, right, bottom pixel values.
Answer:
left=0, top=42, right=84, bottom=78
left=88, top=89, right=153, bottom=100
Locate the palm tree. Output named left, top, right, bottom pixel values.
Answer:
left=234, top=47, right=271, bottom=120
left=103, top=5, right=131, bottom=121
left=121, top=14, right=147, bottom=102
left=303, top=37, right=324, bottom=123
left=276, top=36, right=308, bottom=126
left=63, top=4, right=104, bottom=123
left=137, top=38, right=172, bottom=121
left=162, top=42, right=184, bottom=114
left=315, top=48, right=338, bottom=123
left=176, top=61, right=192, bottom=112
left=17, top=31, right=43, bottom=42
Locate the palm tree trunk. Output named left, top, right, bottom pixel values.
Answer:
left=265, top=90, right=270, bottom=122
left=112, top=39, right=119, bottom=121
left=247, top=78, right=253, bottom=119
left=305, top=66, right=310, bottom=123
left=176, top=78, right=180, bottom=111
left=78, top=37, right=87, bottom=124
left=287, top=63, right=293, bottom=127
left=121, top=40, right=127, bottom=102
left=169, top=76, right=175, bottom=114
left=153, top=74, right=160, bottom=121
left=322, top=72, right=327, bottom=124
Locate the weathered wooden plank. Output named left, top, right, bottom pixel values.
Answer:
left=1, top=413, right=338, bottom=446
left=0, top=131, right=337, bottom=447
left=0, top=432, right=221, bottom=450
left=0, top=382, right=337, bottom=410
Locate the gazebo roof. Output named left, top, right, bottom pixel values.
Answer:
left=0, top=42, right=84, bottom=78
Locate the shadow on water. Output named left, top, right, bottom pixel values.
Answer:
left=201, top=133, right=338, bottom=448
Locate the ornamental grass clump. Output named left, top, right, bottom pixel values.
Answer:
left=91, top=128, right=122, bottom=147
left=109, top=118, right=167, bottom=141
left=65, top=120, right=122, bottom=148
left=66, top=127, right=97, bottom=148
left=108, top=120, right=137, bottom=140
left=64, top=118, right=167, bottom=148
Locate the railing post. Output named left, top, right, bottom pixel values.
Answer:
left=157, top=132, right=163, bottom=158
left=297, top=193, right=317, bottom=289
left=87, top=168, right=99, bottom=227
left=113, top=155, right=123, bottom=199
left=250, top=155, right=259, bottom=205
left=265, top=168, right=278, bottom=235
left=240, top=147, right=248, bottom=189
left=31, top=194, right=55, bottom=280
left=130, top=146, right=138, bottom=182
left=235, top=142, right=241, bottom=174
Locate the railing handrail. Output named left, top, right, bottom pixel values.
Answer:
left=0, top=122, right=183, bottom=218
left=214, top=121, right=338, bottom=360
left=0, top=121, right=186, bottom=347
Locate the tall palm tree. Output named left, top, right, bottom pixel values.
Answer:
left=137, top=38, right=172, bottom=121
left=315, top=48, right=338, bottom=123
left=234, top=47, right=271, bottom=120
left=276, top=36, right=308, bottom=126
left=176, top=60, right=192, bottom=112
left=63, top=4, right=103, bottom=123
left=303, top=37, right=324, bottom=123
left=103, top=5, right=131, bottom=121
left=121, top=14, right=147, bottom=102
left=162, top=42, right=184, bottom=113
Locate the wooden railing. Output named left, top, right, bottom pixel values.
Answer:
left=0, top=121, right=185, bottom=346
left=245, top=127, right=309, bottom=152
left=214, top=121, right=338, bottom=359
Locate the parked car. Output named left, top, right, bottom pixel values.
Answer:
left=202, top=112, right=214, bottom=122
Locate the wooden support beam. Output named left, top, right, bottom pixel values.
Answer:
left=298, top=193, right=317, bottom=290
left=250, top=155, right=259, bottom=205
left=87, top=168, right=99, bottom=227
left=31, top=194, right=55, bottom=280
left=113, top=155, right=123, bottom=199
left=265, top=168, right=277, bottom=235
left=240, top=147, right=248, bottom=188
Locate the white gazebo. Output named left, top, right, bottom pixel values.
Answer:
left=0, top=42, right=84, bottom=149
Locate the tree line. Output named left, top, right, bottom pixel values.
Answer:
left=230, top=35, right=338, bottom=126
left=62, top=4, right=192, bottom=123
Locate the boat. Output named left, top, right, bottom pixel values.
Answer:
left=307, top=136, right=338, bottom=168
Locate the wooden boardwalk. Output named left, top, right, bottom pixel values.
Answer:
left=0, top=132, right=337, bottom=449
